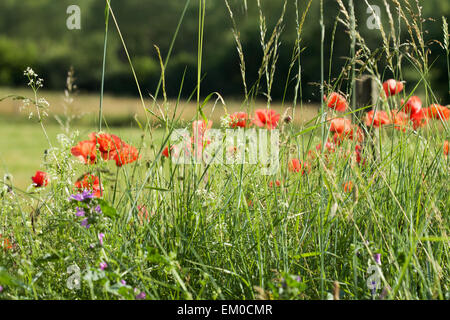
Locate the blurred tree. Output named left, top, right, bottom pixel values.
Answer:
left=0, top=0, right=447, bottom=102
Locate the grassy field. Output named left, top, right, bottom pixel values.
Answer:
left=0, top=120, right=158, bottom=189
left=0, top=87, right=319, bottom=126
left=0, top=84, right=448, bottom=300
left=0, top=0, right=449, bottom=302
left=0, top=87, right=318, bottom=189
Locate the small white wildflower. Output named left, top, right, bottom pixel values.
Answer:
left=3, top=173, right=13, bottom=182
left=36, top=78, right=44, bottom=88
left=330, top=202, right=338, bottom=218
left=20, top=99, right=31, bottom=112
left=195, top=188, right=207, bottom=197
left=24, top=67, right=36, bottom=77
left=1, top=185, right=10, bottom=196
left=38, top=98, right=49, bottom=108
left=57, top=134, right=71, bottom=147
left=220, top=115, right=230, bottom=128
left=278, top=201, right=289, bottom=209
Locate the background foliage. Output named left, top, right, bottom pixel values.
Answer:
left=0, top=0, right=449, bottom=101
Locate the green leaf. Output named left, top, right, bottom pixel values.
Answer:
left=146, top=246, right=166, bottom=264
left=145, top=186, right=171, bottom=192
left=98, top=199, right=118, bottom=219
left=36, top=253, right=60, bottom=264
left=0, top=267, right=28, bottom=290
left=291, top=252, right=321, bottom=259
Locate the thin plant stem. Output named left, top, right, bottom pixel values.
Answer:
left=98, top=1, right=110, bottom=132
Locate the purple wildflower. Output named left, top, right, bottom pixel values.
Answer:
left=70, top=190, right=94, bottom=202
left=70, top=194, right=83, bottom=202
left=0, top=285, right=3, bottom=293
left=94, top=205, right=102, bottom=214
left=99, top=262, right=108, bottom=271
left=281, top=278, right=287, bottom=289
left=120, top=280, right=126, bottom=285
left=371, top=281, right=377, bottom=296
left=75, top=207, right=85, bottom=217
left=81, top=218, right=90, bottom=229
left=98, top=233, right=105, bottom=246
left=374, top=253, right=381, bottom=265
left=380, top=286, right=391, bottom=300
left=135, top=291, right=146, bottom=300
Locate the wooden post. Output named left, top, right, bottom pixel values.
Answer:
left=355, top=75, right=380, bottom=162
left=355, top=75, right=379, bottom=119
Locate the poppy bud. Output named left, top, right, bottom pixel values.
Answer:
left=382, top=79, right=403, bottom=97
left=284, top=115, right=292, bottom=124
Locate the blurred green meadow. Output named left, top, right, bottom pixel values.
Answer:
left=0, top=86, right=319, bottom=189
left=0, top=120, right=150, bottom=189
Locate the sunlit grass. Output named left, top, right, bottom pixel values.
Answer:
left=0, top=0, right=448, bottom=301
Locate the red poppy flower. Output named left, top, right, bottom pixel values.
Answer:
left=192, top=120, right=213, bottom=145
left=382, top=79, right=403, bottom=97
left=365, top=110, right=391, bottom=127
left=137, top=205, right=154, bottom=225
left=354, top=126, right=365, bottom=142
left=163, top=143, right=183, bottom=159
left=443, top=140, right=448, bottom=157
left=324, top=92, right=348, bottom=112
left=71, top=140, right=97, bottom=164
left=355, top=147, right=362, bottom=164
left=410, top=109, right=429, bottom=130
left=390, top=110, right=409, bottom=132
left=192, top=119, right=212, bottom=137
left=162, top=146, right=170, bottom=158
left=74, top=174, right=103, bottom=198
left=288, top=158, right=304, bottom=174
left=304, top=161, right=312, bottom=173
left=318, top=141, right=336, bottom=153
left=309, top=141, right=336, bottom=162
left=31, top=170, right=49, bottom=187
left=333, top=126, right=364, bottom=145
left=427, top=104, right=450, bottom=121
left=355, top=145, right=366, bottom=166
left=306, top=150, right=316, bottom=162
left=343, top=181, right=353, bottom=193
left=114, top=143, right=139, bottom=167
left=332, top=132, right=345, bottom=145
left=401, top=96, right=422, bottom=116
left=229, top=112, right=249, bottom=128
left=253, top=109, right=280, bottom=130
left=268, top=180, right=282, bottom=188
left=0, top=234, right=13, bottom=251
left=89, top=132, right=123, bottom=160
left=192, top=120, right=213, bottom=160
left=329, top=118, right=352, bottom=135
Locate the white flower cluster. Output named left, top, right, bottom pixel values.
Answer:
left=195, top=188, right=217, bottom=207
left=24, top=67, right=44, bottom=88
left=278, top=200, right=289, bottom=209
left=38, top=98, right=50, bottom=108
left=220, top=115, right=231, bottom=128
left=23, top=67, right=36, bottom=77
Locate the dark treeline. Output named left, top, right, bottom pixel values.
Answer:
left=0, top=0, right=448, bottom=102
